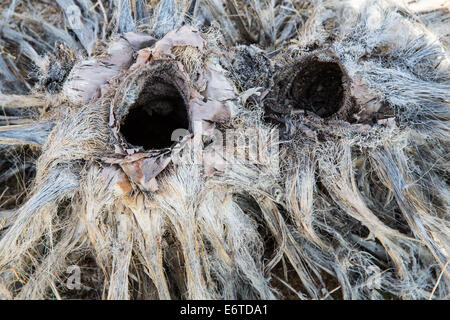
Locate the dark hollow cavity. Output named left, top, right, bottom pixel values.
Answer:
left=290, top=61, right=345, bottom=118
left=120, top=81, right=189, bottom=150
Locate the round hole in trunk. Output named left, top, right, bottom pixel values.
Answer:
left=120, top=80, right=189, bottom=150
left=291, top=61, right=345, bottom=118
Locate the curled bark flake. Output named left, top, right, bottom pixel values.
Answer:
left=149, top=25, right=206, bottom=61
left=119, top=155, right=171, bottom=192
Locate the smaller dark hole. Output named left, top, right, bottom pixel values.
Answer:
left=291, top=61, right=345, bottom=118
left=120, top=83, right=189, bottom=150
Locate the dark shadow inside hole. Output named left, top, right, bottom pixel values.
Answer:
left=291, top=61, right=345, bottom=118
left=120, top=81, right=189, bottom=150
